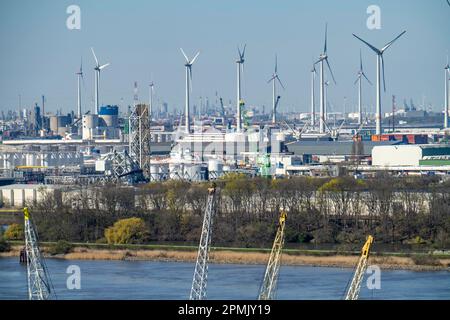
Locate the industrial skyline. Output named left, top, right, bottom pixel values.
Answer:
left=0, top=0, right=449, bottom=115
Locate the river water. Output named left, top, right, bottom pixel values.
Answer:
left=0, top=257, right=449, bottom=300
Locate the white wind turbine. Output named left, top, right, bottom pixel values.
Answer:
left=268, top=55, right=285, bottom=124
left=310, top=63, right=317, bottom=127
left=444, top=56, right=449, bottom=129
left=354, top=50, right=372, bottom=125
left=91, top=47, right=110, bottom=115
left=315, top=24, right=337, bottom=134
left=180, top=48, right=200, bottom=134
left=352, top=31, right=406, bottom=135
left=236, top=44, right=246, bottom=132
left=149, top=81, right=154, bottom=122
left=76, top=58, right=84, bottom=119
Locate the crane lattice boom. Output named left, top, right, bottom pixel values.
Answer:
left=258, top=210, right=287, bottom=300
left=189, top=186, right=217, bottom=300
left=23, top=207, right=54, bottom=300
left=345, top=235, right=374, bottom=300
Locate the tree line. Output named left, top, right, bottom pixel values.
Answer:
left=21, top=174, right=450, bottom=250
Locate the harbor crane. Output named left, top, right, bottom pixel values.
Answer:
left=23, top=207, right=55, bottom=300
left=345, top=235, right=374, bottom=300
left=189, top=185, right=217, bottom=300
left=258, top=210, right=287, bottom=300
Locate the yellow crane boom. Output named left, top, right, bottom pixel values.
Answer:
left=345, top=235, right=374, bottom=300
left=258, top=210, right=287, bottom=300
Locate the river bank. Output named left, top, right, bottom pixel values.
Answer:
left=2, top=244, right=449, bottom=271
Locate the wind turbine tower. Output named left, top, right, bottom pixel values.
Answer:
left=76, top=59, right=83, bottom=119
left=180, top=48, right=200, bottom=134
left=91, top=48, right=110, bottom=115
left=354, top=50, right=372, bottom=125
left=236, top=45, right=246, bottom=132
left=268, top=55, right=285, bottom=124
left=353, top=31, right=406, bottom=135
left=149, top=81, right=154, bottom=122
left=444, top=57, right=449, bottom=129
left=315, top=24, right=337, bottom=134
left=310, top=64, right=317, bottom=127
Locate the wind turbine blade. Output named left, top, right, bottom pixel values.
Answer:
left=237, top=46, right=242, bottom=59
left=354, top=76, right=360, bottom=85
left=362, top=72, right=373, bottom=85
left=275, top=54, right=278, bottom=74
left=381, top=55, right=386, bottom=92
left=325, top=58, right=337, bottom=85
left=352, top=34, right=381, bottom=54
left=241, top=44, right=246, bottom=59
left=180, top=48, right=189, bottom=62
left=191, top=51, right=200, bottom=64
left=360, top=49, right=363, bottom=71
left=381, top=30, right=406, bottom=53
left=99, top=63, right=110, bottom=70
left=267, top=76, right=275, bottom=83
left=277, top=76, right=285, bottom=90
left=91, top=47, right=99, bottom=66
left=324, top=23, right=328, bottom=53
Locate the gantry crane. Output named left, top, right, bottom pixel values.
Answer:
left=345, top=235, right=374, bottom=300
left=189, top=185, right=217, bottom=300
left=258, top=210, right=287, bottom=300
left=23, top=207, right=55, bottom=300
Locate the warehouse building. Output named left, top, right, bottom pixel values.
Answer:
left=372, top=144, right=450, bottom=166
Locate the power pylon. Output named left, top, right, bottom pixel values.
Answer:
left=189, top=185, right=217, bottom=300
left=23, top=207, right=55, bottom=300
left=258, top=210, right=287, bottom=300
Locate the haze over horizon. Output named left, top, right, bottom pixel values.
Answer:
left=0, top=0, right=448, bottom=115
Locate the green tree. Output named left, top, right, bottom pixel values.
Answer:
left=105, top=217, right=148, bottom=244
left=4, top=223, right=24, bottom=240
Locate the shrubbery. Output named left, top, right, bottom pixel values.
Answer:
left=105, top=217, right=149, bottom=244
left=4, top=224, right=24, bottom=240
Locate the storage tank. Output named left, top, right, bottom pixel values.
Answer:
left=208, top=159, right=223, bottom=173
left=99, top=105, right=119, bottom=127
left=82, top=114, right=99, bottom=140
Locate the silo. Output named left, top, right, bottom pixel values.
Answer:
left=49, top=116, right=59, bottom=133
left=82, top=114, right=98, bottom=140
left=99, top=105, right=119, bottom=127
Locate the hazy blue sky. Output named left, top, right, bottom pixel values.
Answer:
left=0, top=0, right=449, bottom=115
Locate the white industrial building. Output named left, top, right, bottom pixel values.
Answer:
left=372, top=144, right=450, bottom=166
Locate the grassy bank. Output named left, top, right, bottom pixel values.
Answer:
left=1, top=242, right=449, bottom=271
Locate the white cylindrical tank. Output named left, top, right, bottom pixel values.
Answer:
left=208, top=159, right=223, bottom=173
left=82, top=114, right=98, bottom=140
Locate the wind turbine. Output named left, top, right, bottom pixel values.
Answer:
left=352, top=30, right=406, bottom=135
left=236, top=44, right=246, bottom=132
left=91, top=48, right=110, bottom=115
left=354, top=50, right=372, bottom=125
left=149, top=81, right=154, bottom=122
left=268, top=55, right=285, bottom=124
left=180, top=48, right=200, bottom=134
left=310, top=63, right=317, bottom=127
left=315, top=24, right=337, bottom=134
left=76, top=58, right=84, bottom=119
left=444, top=56, right=449, bottom=129
left=324, top=80, right=330, bottom=122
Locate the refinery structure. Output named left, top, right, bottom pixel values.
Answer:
left=0, top=25, right=450, bottom=201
